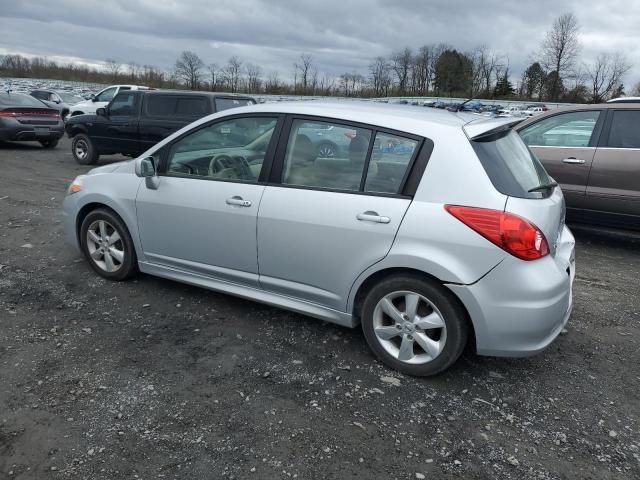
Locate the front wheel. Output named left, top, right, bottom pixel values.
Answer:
left=80, top=209, right=138, bottom=281
left=361, top=275, right=468, bottom=376
left=72, top=133, right=99, bottom=165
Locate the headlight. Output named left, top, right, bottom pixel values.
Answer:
left=67, top=176, right=85, bottom=195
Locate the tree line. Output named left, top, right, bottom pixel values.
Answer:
left=1, top=13, right=636, bottom=102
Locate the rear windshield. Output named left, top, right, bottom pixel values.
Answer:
left=0, top=93, right=48, bottom=108
left=215, top=97, right=255, bottom=112
left=472, top=130, right=552, bottom=199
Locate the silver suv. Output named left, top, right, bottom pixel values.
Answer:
left=63, top=103, right=575, bottom=376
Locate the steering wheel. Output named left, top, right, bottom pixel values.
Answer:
left=209, top=154, right=252, bottom=178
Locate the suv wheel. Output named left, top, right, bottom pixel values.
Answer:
left=39, top=139, right=59, bottom=149
left=361, top=275, right=468, bottom=376
left=72, top=134, right=99, bottom=165
left=80, top=209, right=138, bottom=281
left=317, top=142, right=337, bottom=158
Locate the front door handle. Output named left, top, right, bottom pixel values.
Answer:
left=226, top=196, right=252, bottom=207
left=562, top=157, right=586, bottom=164
left=357, top=211, right=391, bottom=224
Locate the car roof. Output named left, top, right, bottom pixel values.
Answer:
left=144, top=89, right=254, bottom=98
left=210, top=101, right=492, bottom=137
left=607, top=96, right=640, bottom=103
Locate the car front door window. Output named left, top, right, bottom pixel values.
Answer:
left=166, top=117, right=278, bottom=181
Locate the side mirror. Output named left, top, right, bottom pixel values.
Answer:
left=96, top=107, right=107, bottom=116
left=135, top=156, right=159, bottom=189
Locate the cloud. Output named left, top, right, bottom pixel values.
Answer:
left=0, top=0, right=638, bottom=84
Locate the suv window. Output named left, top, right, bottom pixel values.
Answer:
left=282, top=119, right=372, bottom=191
left=31, top=91, right=47, bottom=100
left=166, top=117, right=278, bottom=182
left=520, top=111, right=601, bottom=147
left=176, top=96, right=209, bottom=116
left=607, top=110, right=640, bottom=148
left=215, top=97, right=255, bottom=112
left=109, top=91, right=138, bottom=116
left=365, top=132, right=417, bottom=194
left=94, top=87, right=117, bottom=103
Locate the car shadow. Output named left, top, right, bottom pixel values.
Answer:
left=0, top=140, right=48, bottom=150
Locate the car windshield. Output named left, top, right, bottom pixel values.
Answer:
left=0, top=93, right=48, bottom=108
left=472, top=130, right=552, bottom=198
left=58, top=92, right=84, bottom=103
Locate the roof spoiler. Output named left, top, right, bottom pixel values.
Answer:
left=463, top=117, right=524, bottom=141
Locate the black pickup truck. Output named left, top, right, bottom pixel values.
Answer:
left=65, top=90, right=255, bottom=164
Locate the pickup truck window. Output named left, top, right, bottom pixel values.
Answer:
left=146, top=95, right=175, bottom=116
left=176, top=97, right=208, bottom=116
left=109, top=91, right=138, bottom=116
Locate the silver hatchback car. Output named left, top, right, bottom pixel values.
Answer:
left=63, top=103, right=575, bottom=376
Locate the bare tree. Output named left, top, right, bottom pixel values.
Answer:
left=294, top=53, right=314, bottom=94
left=223, top=56, right=242, bottom=92
left=207, top=63, right=218, bottom=91
left=174, top=51, right=204, bottom=90
left=265, top=71, right=281, bottom=93
left=391, top=47, right=412, bottom=94
left=245, top=63, right=262, bottom=93
left=105, top=58, right=122, bottom=82
left=369, top=56, right=391, bottom=96
left=541, top=13, right=580, bottom=101
left=588, top=52, right=631, bottom=102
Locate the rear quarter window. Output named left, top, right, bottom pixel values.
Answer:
left=472, top=130, right=552, bottom=199
left=215, top=98, right=255, bottom=112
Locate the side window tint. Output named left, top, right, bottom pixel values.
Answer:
left=607, top=110, right=640, bottom=148
left=365, top=133, right=417, bottom=193
left=166, top=117, right=278, bottom=182
left=520, top=111, right=600, bottom=147
left=109, top=92, right=137, bottom=116
left=146, top=95, right=177, bottom=116
left=282, top=119, right=371, bottom=191
left=176, top=97, right=209, bottom=116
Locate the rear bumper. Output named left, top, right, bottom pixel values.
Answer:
left=447, top=225, right=575, bottom=357
left=0, top=118, right=64, bottom=141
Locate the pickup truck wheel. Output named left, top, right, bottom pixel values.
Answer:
left=72, top=134, right=99, bottom=165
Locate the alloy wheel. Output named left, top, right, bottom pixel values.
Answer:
left=74, top=139, right=88, bottom=160
left=86, top=220, right=124, bottom=273
left=372, top=290, right=447, bottom=364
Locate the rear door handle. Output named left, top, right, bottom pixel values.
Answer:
left=562, top=157, right=586, bottom=164
left=226, top=196, right=252, bottom=207
left=357, top=211, right=391, bottom=224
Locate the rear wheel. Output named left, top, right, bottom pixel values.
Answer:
left=72, top=133, right=99, bottom=165
left=317, top=142, right=338, bottom=158
left=361, top=275, right=468, bottom=376
left=79, top=209, right=138, bottom=281
left=39, top=139, right=59, bottom=149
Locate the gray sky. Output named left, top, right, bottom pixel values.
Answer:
left=1, top=0, right=638, bottom=86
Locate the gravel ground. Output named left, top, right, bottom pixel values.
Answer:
left=1, top=137, right=639, bottom=480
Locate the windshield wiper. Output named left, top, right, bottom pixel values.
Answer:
left=528, top=181, right=558, bottom=193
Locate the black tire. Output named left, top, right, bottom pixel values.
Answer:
left=39, top=139, right=59, bottom=149
left=72, top=133, right=99, bottom=165
left=361, top=274, right=468, bottom=376
left=79, top=208, right=138, bottom=281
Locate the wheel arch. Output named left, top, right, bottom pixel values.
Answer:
left=350, top=266, right=476, bottom=351
left=68, top=124, right=89, bottom=137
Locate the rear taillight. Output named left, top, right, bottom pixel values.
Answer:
left=445, top=205, right=549, bottom=261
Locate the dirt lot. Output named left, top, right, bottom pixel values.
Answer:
left=0, top=137, right=639, bottom=480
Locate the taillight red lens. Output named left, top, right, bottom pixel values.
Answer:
left=445, top=205, right=549, bottom=261
left=0, top=109, right=59, bottom=118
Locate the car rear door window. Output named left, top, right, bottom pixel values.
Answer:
left=215, top=98, right=255, bottom=112
left=606, top=110, right=640, bottom=148
left=175, top=97, right=209, bottom=116
left=365, top=132, right=418, bottom=194
left=520, top=111, right=601, bottom=147
left=282, top=119, right=372, bottom=191
left=166, top=117, right=278, bottom=182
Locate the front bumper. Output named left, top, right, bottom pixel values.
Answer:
left=62, top=194, right=82, bottom=254
left=448, top=225, right=575, bottom=357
